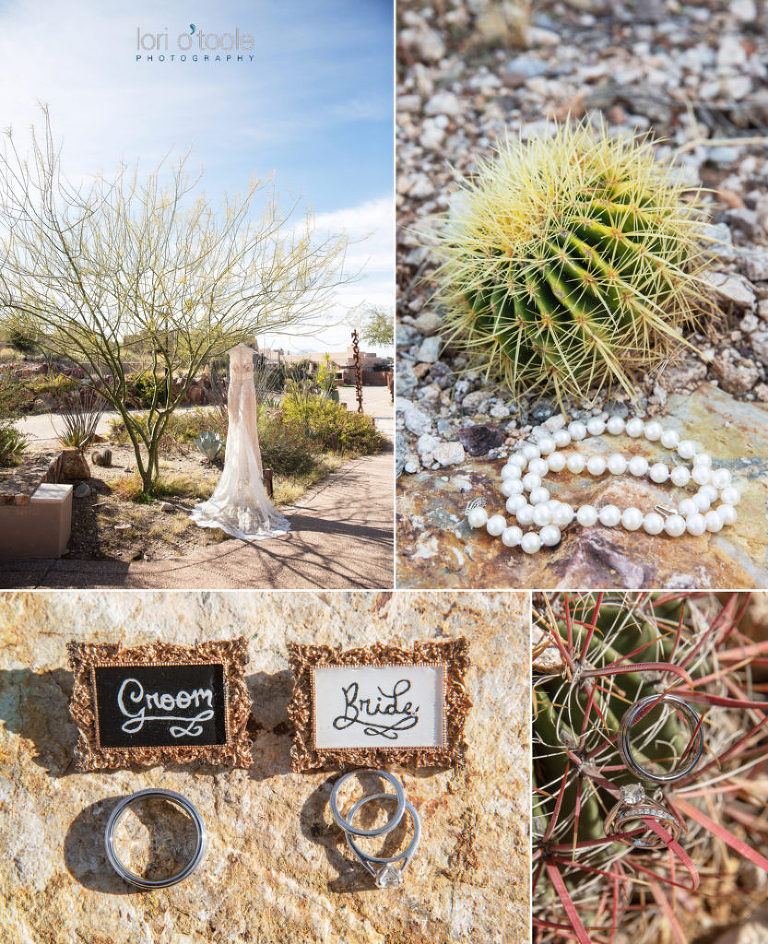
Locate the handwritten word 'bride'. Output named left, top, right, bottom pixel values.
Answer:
left=332, top=679, right=419, bottom=740
left=117, top=678, right=215, bottom=738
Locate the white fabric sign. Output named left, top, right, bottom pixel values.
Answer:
left=313, top=664, right=446, bottom=750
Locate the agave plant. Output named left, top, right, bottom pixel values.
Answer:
left=433, top=121, right=716, bottom=403
left=533, top=591, right=768, bottom=944
left=195, top=430, right=223, bottom=461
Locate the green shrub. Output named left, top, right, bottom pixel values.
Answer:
left=28, top=373, right=79, bottom=399
left=0, top=373, right=32, bottom=418
left=282, top=395, right=383, bottom=455
left=257, top=414, right=316, bottom=476
left=3, top=314, right=40, bottom=355
left=0, top=422, right=28, bottom=465
left=125, top=372, right=169, bottom=408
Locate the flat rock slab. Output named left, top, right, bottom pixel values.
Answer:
left=397, top=384, right=768, bottom=589
left=0, top=590, right=529, bottom=944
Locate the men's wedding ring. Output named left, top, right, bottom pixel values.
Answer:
left=619, top=693, right=703, bottom=783
left=104, top=789, right=207, bottom=890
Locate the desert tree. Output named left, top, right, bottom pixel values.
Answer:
left=0, top=109, right=350, bottom=492
left=360, top=304, right=394, bottom=347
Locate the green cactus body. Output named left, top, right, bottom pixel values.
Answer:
left=434, top=121, right=714, bottom=401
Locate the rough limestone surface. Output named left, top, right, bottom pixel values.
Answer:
left=397, top=384, right=768, bottom=589
left=0, top=591, right=529, bottom=944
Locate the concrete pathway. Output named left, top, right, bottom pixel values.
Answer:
left=0, top=448, right=394, bottom=589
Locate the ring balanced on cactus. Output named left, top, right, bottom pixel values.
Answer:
left=433, top=120, right=716, bottom=401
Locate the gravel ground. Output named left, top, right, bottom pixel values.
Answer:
left=396, top=0, right=768, bottom=476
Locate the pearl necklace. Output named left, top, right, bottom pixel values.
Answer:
left=467, top=415, right=741, bottom=555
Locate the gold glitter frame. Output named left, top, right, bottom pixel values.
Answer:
left=287, top=638, right=470, bottom=771
left=67, top=637, right=253, bottom=771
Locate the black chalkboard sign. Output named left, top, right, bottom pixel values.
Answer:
left=93, top=663, right=228, bottom=748
left=68, top=638, right=253, bottom=770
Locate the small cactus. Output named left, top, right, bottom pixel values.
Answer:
left=93, top=448, right=112, bottom=467
left=533, top=592, right=764, bottom=944
left=433, top=121, right=715, bottom=402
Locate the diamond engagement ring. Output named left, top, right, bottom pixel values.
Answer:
left=104, top=789, right=207, bottom=890
left=604, top=784, right=685, bottom=849
left=620, top=693, right=704, bottom=783
left=330, top=770, right=420, bottom=887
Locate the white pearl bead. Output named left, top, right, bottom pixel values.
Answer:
left=529, top=487, right=551, bottom=506
left=587, top=455, right=607, bottom=476
left=679, top=498, right=698, bottom=518
left=664, top=513, right=686, bottom=537
left=718, top=504, right=737, bottom=525
left=569, top=421, right=587, bottom=441
left=540, top=525, right=561, bottom=547
left=501, top=526, right=523, bottom=547
left=501, top=464, right=522, bottom=480
left=649, top=462, right=669, bottom=483
left=692, top=465, right=711, bottom=486
left=606, top=416, right=626, bottom=435
left=553, top=429, right=572, bottom=448
left=643, top=512, right=665, bottom=535
left=522, top=443, right=541, bottom=460
left=670, top=466, right=691, bottom=487
left=644, top=421, right=663, bottom=441
left=721, top=486, right=741, bottom=506
left=621, top=507, right=644, bottom=531
left=711, top=468, right=731, bottom=489
left=693, top=453, right=712, bottom=468
left=628, top=455, right=649, bottom=477
left=516, top=505, right=535, bottom=526
left=520, top=531, right=542, bottom=554
left=693, top=492, right=711, bottom=512
left=468, top=506, right=488, bottom=528
left=528, top=457, right=549, bottom=477
left=598, top=504, right=621, bottom=527
left=686, top=513, right=707, bottom=536
left=587, top=417, right=606, bottom=436
left=704, top=509, right=723, bottom=532
left=626, top=418, right=645, bottom=438
left=522, top=473, right=542, bottom=491
left=553, top=503, right=575, bottom=527
left=577, top=504, right=598, bottom=527
left=486, top=514, right=506, bottom=536
left=538, top=436, right=556, bottom=455
left=545, top=498, right=561, bottom=513
left=501, top=479, right=525, bottom=498
left=566, top=453, right=586, bottom=474
left=700, top=484, right=718, bottom=503
left=507, top=453, right=528, bottom=469
left=547, top=452, right=566, bottom=472
left=506, top=494, right=527, bottom=514
left=660, top=429, right=680, bottom=449
left=532, top=505, right=552, bottom=527
left=607, top=453, right=628, bottom=475
left=677, top=439, right=697, bottom=460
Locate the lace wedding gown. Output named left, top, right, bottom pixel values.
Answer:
left=191, top=343, right=290, bottom=540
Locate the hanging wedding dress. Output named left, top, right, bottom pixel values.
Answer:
left=191, top=343, right=290, bottom=540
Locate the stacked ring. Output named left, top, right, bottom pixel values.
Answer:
left=604, top=784, right=685, bottom=849
left=330, top=770, right=421, bottom=888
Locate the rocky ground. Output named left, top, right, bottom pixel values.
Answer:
left=396, top=0, right=768, bottom=587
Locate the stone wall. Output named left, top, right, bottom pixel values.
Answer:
left=0, top=590, right=529, bottom=944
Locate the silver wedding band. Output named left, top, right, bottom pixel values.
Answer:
left=104, top=788, right=206, bottom=890
left=330, top=769, right=406, bottom=837
left=619, top=694, right=703, bottom=783
left=330, top=769, right=420, bottom=887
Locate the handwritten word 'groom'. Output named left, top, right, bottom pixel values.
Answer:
left=117, top=677, right=215, bottom=738
left=332, top=679, right=419, bottom=740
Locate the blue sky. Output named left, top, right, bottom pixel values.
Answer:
left=0, top=0, right=394, bottom=352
